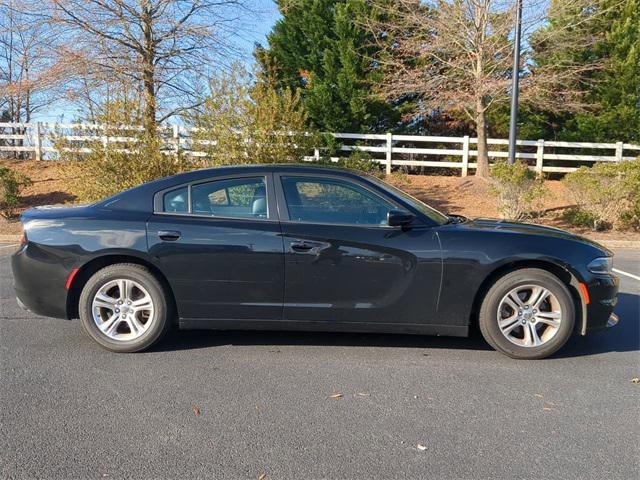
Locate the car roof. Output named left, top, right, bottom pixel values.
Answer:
left=95, top=163, right=370, bottom=211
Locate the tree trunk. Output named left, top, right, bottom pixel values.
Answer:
left=141, top=2, right=156, bottom=135
left=475, top=101, right=490, bottom=178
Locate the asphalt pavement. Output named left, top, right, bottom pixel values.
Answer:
left=1, top=245, right=638, bottom=479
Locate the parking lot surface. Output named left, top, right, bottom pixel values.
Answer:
left=1, top=245, right=638, bottom=479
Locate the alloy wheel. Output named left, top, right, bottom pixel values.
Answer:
left=496, top=284, right=562, bottom=348
left=91, top=278, right=155, bottom=341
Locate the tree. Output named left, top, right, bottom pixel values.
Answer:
left=369, top=0, right=600, bottom=178
left=0, top=1, right=67, bottom=156
left=58, top=94, right=188, bottom=201
left=46, top=0, right=255, bottom=131
left=189, top=66, right=318, bottom=165
left=256, top=0, right=397, bottom=132
left=527, top=0, right=639, bottom=142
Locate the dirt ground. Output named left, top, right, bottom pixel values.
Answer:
left=1, top=160, right=639, bottom=242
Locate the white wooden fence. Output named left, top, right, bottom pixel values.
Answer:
left=1, top=121, right=639, bottom=176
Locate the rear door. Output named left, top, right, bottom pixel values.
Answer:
left=147, top=173, right=284, bottom=321
left=275, top=173, right=442, bottom=326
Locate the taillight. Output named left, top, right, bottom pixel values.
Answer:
left=19, top=224, right=27, bottom=245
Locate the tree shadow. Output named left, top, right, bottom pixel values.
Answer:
left=19, top=191, right=76, bottom=208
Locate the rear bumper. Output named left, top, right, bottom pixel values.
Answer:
left=12, top=243, right=71, bottom=319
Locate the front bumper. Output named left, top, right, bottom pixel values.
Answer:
left=606, top=312, right=619, bottom=328
left=582, top=273, right=620, bottom=334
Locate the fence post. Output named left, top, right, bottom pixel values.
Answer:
left=173, top=125, right=180, bottom=156
left=314, top=147, right=320, bottom=161
left=34, top=122, right=42, bottom=161
left=461, top=135, right=470, bottom=177
left=385, top=132, right=392, bottom=175
left=615, top=141, right=623, bottom=162
left=535, top=139, right=544, bottom=175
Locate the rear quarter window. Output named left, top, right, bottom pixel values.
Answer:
left=163, top=187, right=188, bottom=213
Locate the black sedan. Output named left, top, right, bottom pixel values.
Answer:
left=11, top=165, right=619, bottom=359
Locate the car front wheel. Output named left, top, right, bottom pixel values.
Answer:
left=78, top=264, right=171, bottom=352
left=479, top=268, right=575, bottom=359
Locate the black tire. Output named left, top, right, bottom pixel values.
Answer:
left=478, top=268, right=575, bottom=360
left=78, top=263, right=172, bottom=352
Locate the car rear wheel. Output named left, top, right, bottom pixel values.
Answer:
left=478, top=268, right=575, bottom=359
left=79, top=264, right=171, bottom=352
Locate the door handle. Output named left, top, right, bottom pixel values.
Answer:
left=290, top=241, right=314, bottom=252
left=158, top=230, right=181, bottom=241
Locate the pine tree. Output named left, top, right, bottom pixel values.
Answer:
left=255, top=0, right=397, bottom=132
left=569, top=0, right=640, bottom=142
left=517, top=0, right=639, bottom=142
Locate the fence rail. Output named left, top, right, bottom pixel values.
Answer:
left=1, top=121, right=638, bottom=176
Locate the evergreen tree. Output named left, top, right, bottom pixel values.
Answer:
left=568, top=0, right=640, bottom=142
left=255, top=0, right=397, bottom=132
left=513, top=0, right=640, bottom=142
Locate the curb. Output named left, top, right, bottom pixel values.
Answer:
left=595, top=240, right=640, bottom=249
left=0, top=235, right=20, bottom=243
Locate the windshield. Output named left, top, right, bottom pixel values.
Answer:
left=366, top=175, right=449, bottom=225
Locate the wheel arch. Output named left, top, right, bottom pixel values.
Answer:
left=66, top=254, right=177, bottom=321
left=469, top=259, right=586, bottom=335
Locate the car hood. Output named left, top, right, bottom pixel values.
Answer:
left=462, top=217, right=611, bottom=254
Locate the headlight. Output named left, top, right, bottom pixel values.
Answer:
left=587, top=257, right=613, bottom=274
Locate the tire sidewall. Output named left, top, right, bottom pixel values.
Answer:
left=480, top=269, right=575, bottom=359
left=79, top=265, right=168, bottom=353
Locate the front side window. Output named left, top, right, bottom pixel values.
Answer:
left=185, top=176, right=267, bottom=218
left=281, top=176, right=394, bottom=225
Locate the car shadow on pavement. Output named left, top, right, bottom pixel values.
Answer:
left=555, top=292, right=639, bottom=358
left=154, top=326, right=492, bottom=353
left=152, top=292, right=639, bottom=358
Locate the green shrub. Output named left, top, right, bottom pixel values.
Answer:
left=490, top=161, right=546, bottom=220
left=55, top=98, right=189, bottom=202
left=619, top=158, right=640, bottom=230
left=317, top=149, right=384, bottom=177
left=564, top=159, right=639, bottom=231
left=189, top=66, right=318, bottom=166
left=561, top=207, right=598, bottom=228
left=0, top=166, right=32, bottom=218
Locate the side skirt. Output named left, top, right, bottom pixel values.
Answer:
left=179, top=318, right=469, bottom=337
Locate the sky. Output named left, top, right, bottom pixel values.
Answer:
left=40, top=0, right=282, bottom=123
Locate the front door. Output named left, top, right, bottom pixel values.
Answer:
left=147, top=174, right=284, bottom=321
left=275, top=174, right=442, bottom=326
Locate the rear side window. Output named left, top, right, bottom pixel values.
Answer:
left=191, top=177, right=267, bottom=218
left=163, top=187, right=188, bottom=213
left=281, top=176, right=394, bottom=225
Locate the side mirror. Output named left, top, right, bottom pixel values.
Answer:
left=387, top=209, right=415, bottom=227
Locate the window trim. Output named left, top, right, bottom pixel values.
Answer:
left=153, top=173, right=277, bottom=222
left=274, top=172, right=414, bottom=228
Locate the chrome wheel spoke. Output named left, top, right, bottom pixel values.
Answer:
left=507, top=292, right=524, bottom=309
left=127, top=316, right=144, bottom=335
left=132, top=295, right=152, bottom=310
left=93, top=293, right=118, bottom=310
left=529, top=287, right=549, bottom=309
left=523, top=322, right=542, bottom=347
left=499, top=315, right=521, bottom=335
left=100, top=313, right=120, bottom=335
left=536, top=312, right=561, bottom=328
